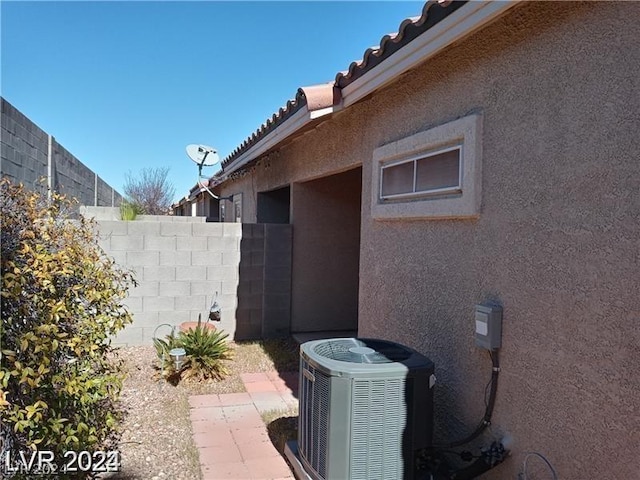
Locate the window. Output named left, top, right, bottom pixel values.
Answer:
left=380, top=146, right=461, bottom=199
left=371, top=114, right=482, bottom=220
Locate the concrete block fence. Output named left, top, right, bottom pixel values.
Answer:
left=93, top=216, right=242, bottom=346
left=80, top=206, right=209, bottom=222
left=235, top=224, right=292, bottom=340
left=1, top=98, right=122, bottom=206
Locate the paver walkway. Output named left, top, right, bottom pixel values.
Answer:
left=189, top=371, right=299, bottom=480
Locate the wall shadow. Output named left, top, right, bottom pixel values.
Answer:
left=265, top=415, right=299, bottom=456
left=235, top=223, right=292, bottom=341
left=235, top=337, right=300, bottom=397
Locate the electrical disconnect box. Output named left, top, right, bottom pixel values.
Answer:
left=475, top=304, right=502, bottom=350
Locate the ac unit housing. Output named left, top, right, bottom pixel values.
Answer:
left=298, top=338, right=434, bottom=480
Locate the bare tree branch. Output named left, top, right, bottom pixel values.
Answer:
left=123, top=167, right=175, bottom=215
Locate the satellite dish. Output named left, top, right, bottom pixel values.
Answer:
left=186, top=144, right=220, bottom=167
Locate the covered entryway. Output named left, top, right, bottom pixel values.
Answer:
left=290, top=167, right=362, bottom=334
left=257, top=185, right=290, bottom=224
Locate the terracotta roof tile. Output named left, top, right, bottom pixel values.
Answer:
left=221, top=83, right=338, bottom=168
left=335, top=0, right=465, bottom=88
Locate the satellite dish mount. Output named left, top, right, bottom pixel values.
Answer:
left=186, top=144, right=219, bottom=177
left=186, top=144, right=222, bottom=200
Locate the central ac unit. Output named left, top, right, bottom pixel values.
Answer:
left=298, top=338, right=434, bottom=480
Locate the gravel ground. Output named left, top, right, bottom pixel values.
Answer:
left=105, top=346, right=201, bottom=480
left=105, top=339, right=300, bottom=480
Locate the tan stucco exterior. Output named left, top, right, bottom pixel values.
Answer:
left=217, top=2, right=639, bottom=477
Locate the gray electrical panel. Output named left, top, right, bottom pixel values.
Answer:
left=475, top=304, right=502, bottom=350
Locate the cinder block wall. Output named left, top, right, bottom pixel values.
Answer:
left=235, top=224, right=292, bottom=340
left=0, top=98, right=48, bottom=195
left=1, top=97, right=122, bottom=206
left=80, top=206, right=207, bottom=222
left=52, top=140, right=95, bottom=207
left=93, top=216, right=242, bottom=345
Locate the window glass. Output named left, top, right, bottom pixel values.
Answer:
left=381, top=161, right=414, bottom=197
left=415, top=148, right=460, bottom=192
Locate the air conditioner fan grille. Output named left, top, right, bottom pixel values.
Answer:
left=313, top=338, right=412, bottom=364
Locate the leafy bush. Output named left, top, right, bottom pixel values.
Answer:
left=154, top=318, right=232, bottom=382
left=119, top=200, right=143, bottom=221
left=0, top=180, right=135, bottom=475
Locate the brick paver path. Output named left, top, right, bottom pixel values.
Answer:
left=189, top=371, right=299, bottom=480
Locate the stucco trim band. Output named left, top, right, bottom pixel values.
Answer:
left=371, top=113, right=482, bottom=220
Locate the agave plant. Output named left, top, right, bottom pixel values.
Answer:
left=178, top=319, right=233, bottom=381
left=153, top=316, right=233, bottom=382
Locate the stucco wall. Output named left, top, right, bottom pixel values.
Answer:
left=217, top=2, right=639, bottom=478
left=359, top=4, right=639, bottom=478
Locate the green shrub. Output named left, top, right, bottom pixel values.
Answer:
left=0, top=180, right=135, bottom=475
left=180, top=322, right=232, bottom=381
left=154, top=318, right=232, bottom=382
left=119, top=200, right=143, bottom=221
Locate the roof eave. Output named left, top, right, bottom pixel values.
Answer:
left=213, top=101, right=342, bottom=184
left=214, top=0, right=519, bottom=187
left=185, top=184, right=209, bottom=201
left=342, top=0, right=519, bottom=108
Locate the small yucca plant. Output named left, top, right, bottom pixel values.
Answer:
left=179, top=318, right=233, bottom=381
left=154, top=316, right=233, bottom=382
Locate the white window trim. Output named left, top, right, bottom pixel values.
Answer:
left=371, top=113, right=482, bottom=220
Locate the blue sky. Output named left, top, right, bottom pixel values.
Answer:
left=2, top=1, right=423, bottom=202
